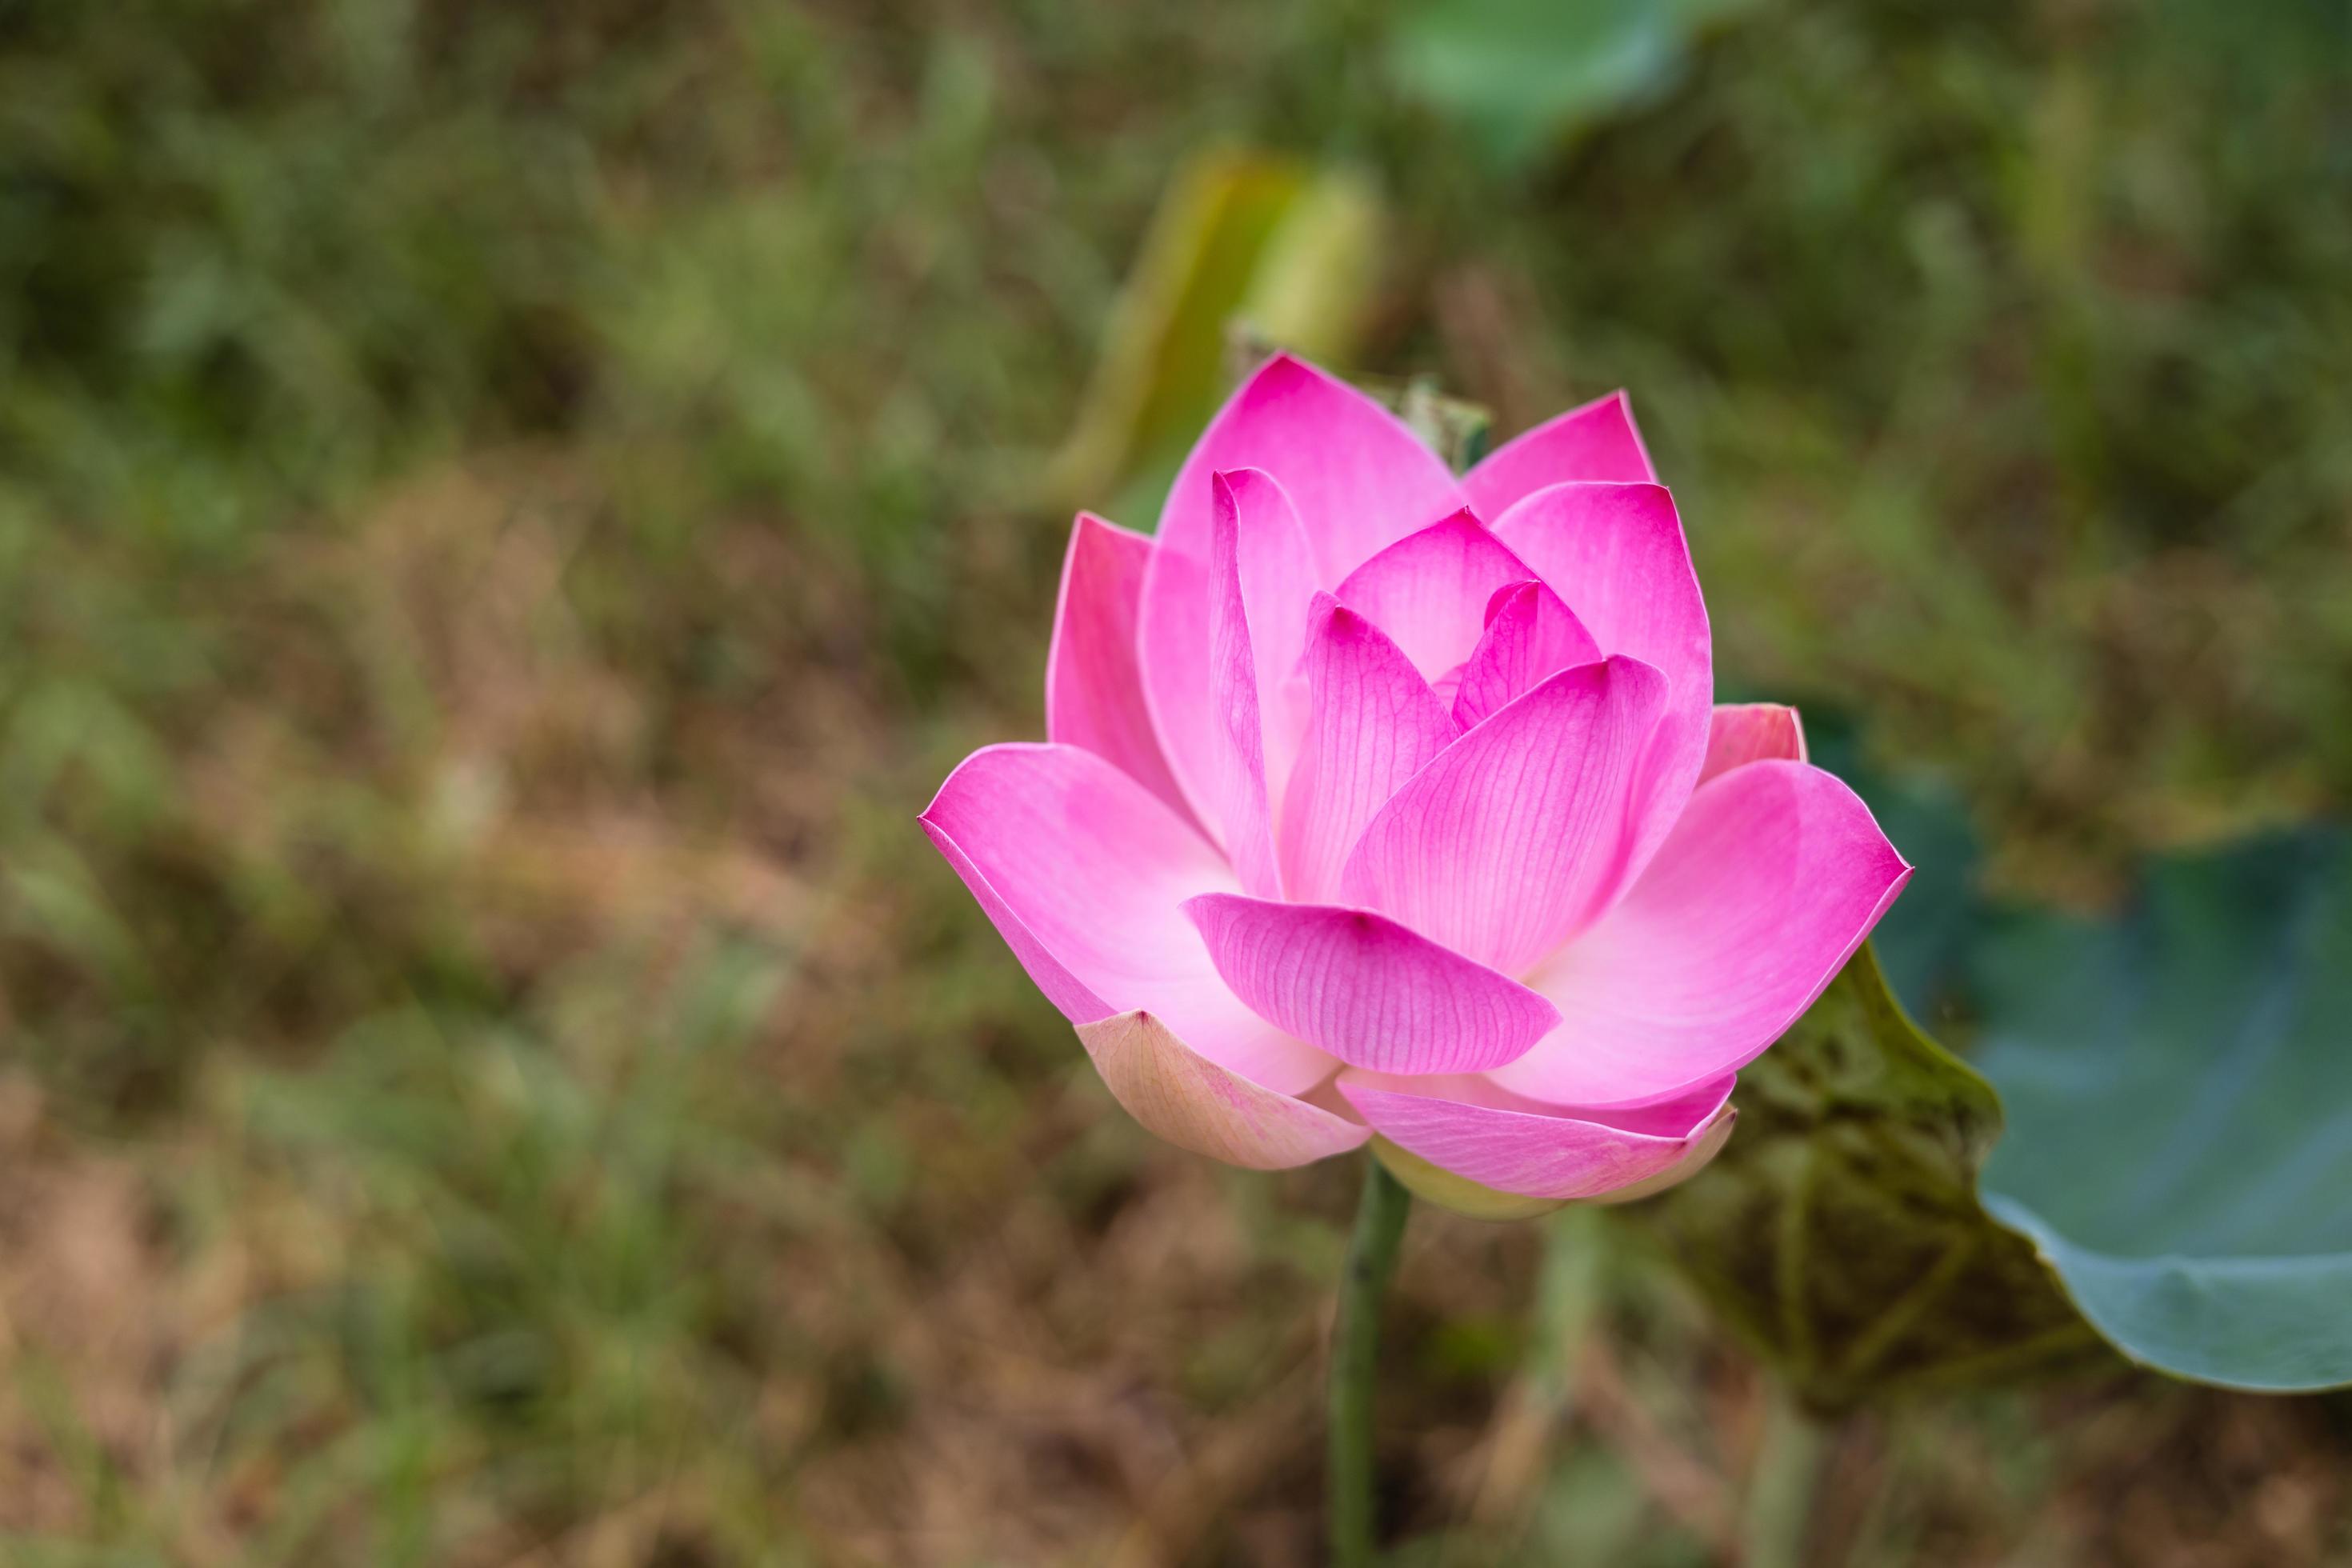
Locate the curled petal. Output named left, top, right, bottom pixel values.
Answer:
left=1079, top=1010, right=1369, bottom=1170
left=1184, top=894, right=1560, bottom=1075
left=1278, top=595, right=1458, bottom=903
left=1338, top=1073, right=1734, bottom=1202
left=1698, top=702, right=1807, bottom=785
left=1046, top=511, right=1193, bottom=825
left=1492, top=760, right=1910, bottom=1107
left=1334, top=510, right=1547, bottom=682
left=920, top=743, right=1330, bottom=1094
left=1462, top=389, right=1657, bottom=522
left=1341, top=656, right=1669, bottom=974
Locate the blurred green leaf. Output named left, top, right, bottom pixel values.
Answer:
left=1389, top=0, right=1757, bottom=171
left=1974, top=828, right=2352, bottom=1392
left=1048, top=150, right=1383, bottom=521
left=1644, top=944, right=2094, bottom=1413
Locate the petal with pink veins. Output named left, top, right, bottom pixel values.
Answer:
left=1493, top=482, right=1712, bottom=901
left=1155, top=353, right=1468, bottom=580
left=1141, top=357, right=1466, bottom=828
left=1077, top=1010, right=1368, bottom=1170
left=1450, top=580, right=1602, bottom=729
left=1586, top=1102, right=1738, bottom=1205
left=1338, top=1071, right=1734, bottom=1202
left=1461, top=390, right=1656, bottom=521
left=1698, top=702, right=1807, bottom=786
left=1184, top=894, right=1561, bottom=1075
left=920, top=743, right=1332, bottom=1094
left=1340, top=656, right=1669, bottom=975
left=1278, top=595, right=1459, bottom=903
left=1490, top=759, right=1910, bottom=1108
left=1046, top=512, right=1194, bottom=825
left=1208, top=472, right=1286, bottom=897
left=1334, top=510, right=1549, bottom=682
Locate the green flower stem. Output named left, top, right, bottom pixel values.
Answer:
left=1330, top=1154, right=1412, bottom=1568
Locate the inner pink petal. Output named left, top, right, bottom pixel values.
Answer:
left=1332, top=510, right=1547, bottom=682
left=1451, top=580, right=1602, bottom=729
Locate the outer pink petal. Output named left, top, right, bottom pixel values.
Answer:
left=1141, top=358, right=1459, bottom=835
left=1333, top=510, right=1547, bottom=682
left=1077, top=1010, right=1369, bottom=1171
left=1698, top=702, right=1807, bottom=785
left=1046, top=512, right=1194, bottom=825
left=920, top=743, right=1330, bottom=1094
left=1493, top=482, right=1712, bottom=902
left=1491, top=759, right=1910, bottom=1107
left=1340, top=656, right=1668, bottom=975
left=1338, top=1072, right=1733, bottom=1201
left=1183, top=894, right=1561, bottom=1075
left=1277, top=594, right=1459, bottom=903
left=1461, top=390, right=1657, bottom=521
left=1209, top=472, right=1283, bottom=897
left=1155, top=353, right=1468, bottom=580
left=1450, top=580, right=1602, bottom=729
left=1586, top=1102, right=1738, bottom=1205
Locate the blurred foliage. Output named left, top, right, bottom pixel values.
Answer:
left=1, top=0, right=2350, bottom=1560
left=1390, top=0, right=1758, bottom=170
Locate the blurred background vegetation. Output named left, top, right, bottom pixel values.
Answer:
left=2, top=0, right=2349, bottom=1562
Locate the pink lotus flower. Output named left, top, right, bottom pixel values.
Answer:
left=922, top=355, right=1908, bottom=1211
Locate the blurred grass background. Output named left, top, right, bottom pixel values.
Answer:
left=2, top=0, right=2350, bottom=1562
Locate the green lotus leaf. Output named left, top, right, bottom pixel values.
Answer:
left=1973, top=829, right=2352, bottom=1393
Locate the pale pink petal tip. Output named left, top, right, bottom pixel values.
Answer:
left=1077, top=1010, right=1370, bottom=1170
left=1698, top=702, right=1807, bottom=786
left=1184, top=894, right=1561, bottom=1076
